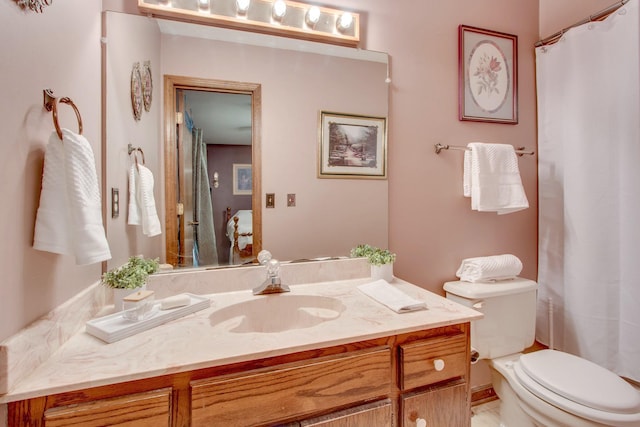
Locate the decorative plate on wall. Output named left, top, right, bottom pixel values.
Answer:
left=14, top=0, right=52, bottom=13
left=141, top=61, right=153, bottom=112
left=131, top=62, right=143, bottom=121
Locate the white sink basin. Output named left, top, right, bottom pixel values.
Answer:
left=209, top=294, right=345, bottom=333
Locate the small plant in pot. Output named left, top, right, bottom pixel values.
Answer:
left=102, top=256, right=159, bottom=311
left=350, top=244, right=396, bottom=282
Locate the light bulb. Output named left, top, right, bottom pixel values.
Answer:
left=306, top=6, right=320, bottom=27
left=273, top=0, right=286, bottom=19
left=236, top=0, right=250, bottom=14
left=198, top=0, right=209, bottom=10
left=337, top=12, right=353, bottom=31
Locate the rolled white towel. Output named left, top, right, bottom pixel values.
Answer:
left=456, top=254, right=522, bottom=282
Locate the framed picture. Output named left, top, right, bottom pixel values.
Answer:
left=232, top=164, right=252, bottom=195
left=318, top=111, right=387, bottom=179
left=459, top=25, right=518, bottom=124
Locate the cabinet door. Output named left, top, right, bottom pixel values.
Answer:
left=43, top=388, right=172, bottom=427
left=300, top=399, right=392, bottom=427
left=402, top=383, right=469, bottom=427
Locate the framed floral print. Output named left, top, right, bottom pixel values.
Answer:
left=459, top=25, right=518, bottom=124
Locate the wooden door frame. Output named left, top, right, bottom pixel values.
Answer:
left=164, top=75, right=262, bottom=266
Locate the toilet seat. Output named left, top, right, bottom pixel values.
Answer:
left=513, top=350, right=640, bottom=425
left=518, top=350, right=640, bottom=413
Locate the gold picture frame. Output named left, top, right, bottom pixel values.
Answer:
left=318, top=111, right=387, bottom=179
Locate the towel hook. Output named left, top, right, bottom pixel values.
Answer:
left=43, top=89, right=83, bottom=140
left=128, top=143, right=145, bottom=171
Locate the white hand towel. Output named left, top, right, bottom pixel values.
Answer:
left=127, top=164, right=141, bottom=226
left=464, top=143, right=528, bottom=214
left=455, top=254, right=522, bottom=282
left=358, top=280, right=427, bottom=313
left=463, top=150, right=472, bottom=197
left=34, top=129, right=111, bottom=265
left=128, top=164, right=161, bottom=237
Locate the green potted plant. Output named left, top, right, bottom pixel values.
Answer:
left=350, top=244, right=396, bottom=282
left=102, top=256, right=159, bottom=311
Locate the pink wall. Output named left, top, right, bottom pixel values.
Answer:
left=104, top=11, right=163, bottom=269
left=0, top=1, right=102, bottom=341
left=346, top=0, right=541, bottom=294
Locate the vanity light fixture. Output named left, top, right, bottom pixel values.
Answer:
left=272, top=0, right=287, bottom=20
left=138, top=0, right=360, bottom=47
left=236, top=0, right=250, bottom=14
left=305, top=5, right=320, bottom=27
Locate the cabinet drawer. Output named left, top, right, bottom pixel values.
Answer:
left=43, top=388, right=172, bottom=427
left=399, top=333, right=467, bottom=390
left=300, top=399, right=392, bottom=427
left=191, top=346, right=391, bottom=426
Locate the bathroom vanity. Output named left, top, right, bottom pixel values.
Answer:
left=1, top=265, right=481, bottom=427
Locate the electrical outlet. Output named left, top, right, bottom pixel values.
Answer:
left=266, top=193, right=275, bottom=208
left=287, top=193, right=296, bottom=207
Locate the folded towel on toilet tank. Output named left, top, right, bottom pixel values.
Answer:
left=456, top=254, right=522, bottom=282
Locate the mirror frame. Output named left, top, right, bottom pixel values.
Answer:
left=163, top=75, right=262, bottom=266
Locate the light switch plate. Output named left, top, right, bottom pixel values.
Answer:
left=287, top=193, right=296, bottom=207
left=266, top=193, right=275, bottom=208
left=111, top=188, right=119, bottom=218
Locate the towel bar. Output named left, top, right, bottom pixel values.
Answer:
left=434, top=143, right=535, bottom=156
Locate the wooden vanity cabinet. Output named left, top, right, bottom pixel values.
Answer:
left=7, top=323, right=470, bottom=427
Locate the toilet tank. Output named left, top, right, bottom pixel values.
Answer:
left=444, top=278, right=538, bottom=360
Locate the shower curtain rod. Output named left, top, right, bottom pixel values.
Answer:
left=535, top=0, right=629, bottom=47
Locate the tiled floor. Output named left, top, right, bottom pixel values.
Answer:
left=471, top=399, right=501, bottom=427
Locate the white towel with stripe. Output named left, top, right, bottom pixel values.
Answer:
left=33, top=129, right=111, bottom=265
left=463, top=143, right=528, bottom=214
left=358, top=280, right=427, bottom=313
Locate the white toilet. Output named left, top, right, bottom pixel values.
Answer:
left=444, top=278, right=640, bottom=427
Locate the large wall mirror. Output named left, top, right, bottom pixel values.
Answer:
left=103, top=10, right=389, bottom=272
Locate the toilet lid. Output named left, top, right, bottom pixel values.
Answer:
left=517, top=350, right=640, bottom=414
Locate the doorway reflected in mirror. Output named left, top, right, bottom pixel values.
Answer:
left=164, top=76, right=262, bottom=268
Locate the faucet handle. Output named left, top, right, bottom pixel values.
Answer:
left=258, top=250, right=272, bottom=265
left=266, top=259, right=280, bottom=277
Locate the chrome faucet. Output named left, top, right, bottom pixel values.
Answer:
left=253, top=250, right=290, bottom=295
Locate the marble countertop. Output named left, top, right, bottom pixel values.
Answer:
left=0, top=278, right=481, bottom=403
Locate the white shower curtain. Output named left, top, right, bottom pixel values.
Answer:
left=536, top=0, right=640, bottom=382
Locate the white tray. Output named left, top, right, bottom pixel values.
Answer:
left=86, top=293, right=211, bottom=343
